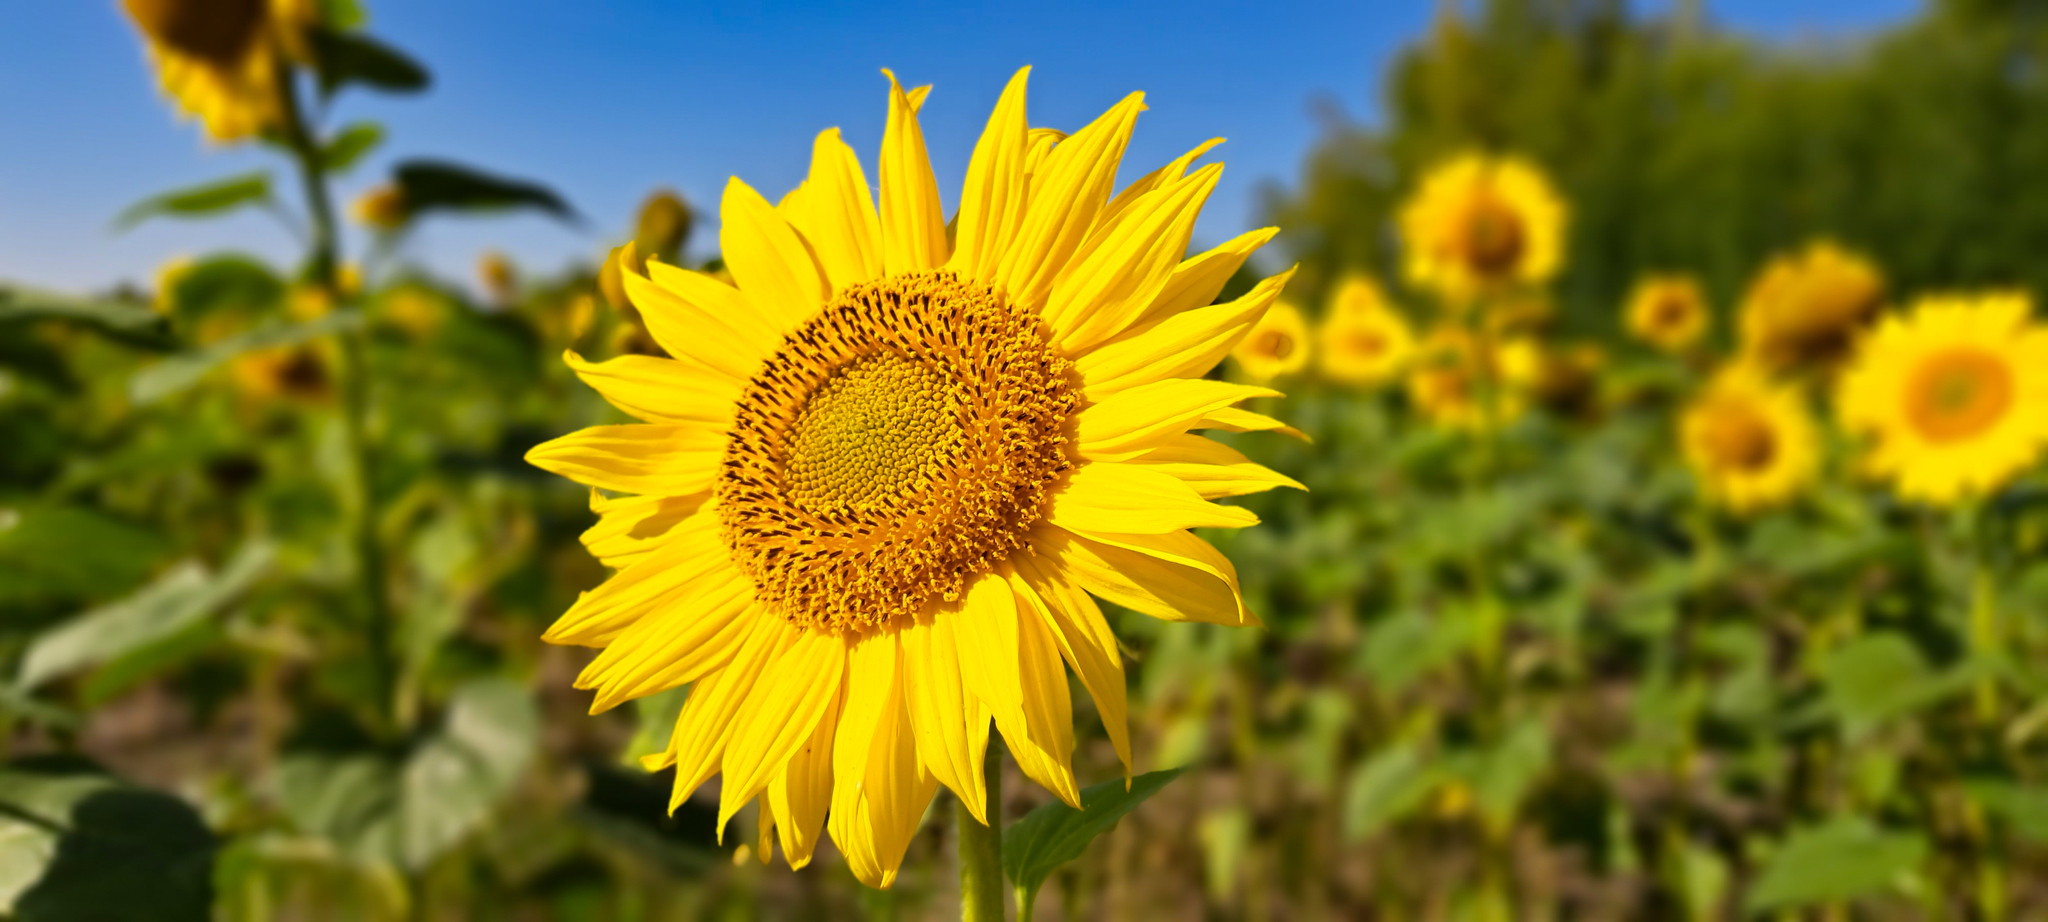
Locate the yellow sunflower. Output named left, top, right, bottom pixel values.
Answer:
left=1625, top=275, right=1709, bottom=353
left=232, top=342, right=334, bottom=406
left=1399, top=153, right=1566, bottom=302
left=1835, top=293, right=2048, bottom=505
left=1406, top=326, right=1522, bottom=431
left=1318, top=301, right=1414, bottom=387
left=122, top=0, right=316, bottom=142
left=477, top=251, right=516, bottom=304
left=1738, top=241, right=1884, bottom=372
left=525, top=68, right=1296, bottom=887
left=1232, top=300, right=1311, bottom=382
left=1681, top=364, right=1817, bottom=513
left=352, top=184, right=409, bottom=233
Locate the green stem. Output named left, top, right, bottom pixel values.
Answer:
left=277, top=67, right=397, bottom=734
left=1969, top=562, right=2000, bottom=727
left=960, top=744, right=1004, bottom=922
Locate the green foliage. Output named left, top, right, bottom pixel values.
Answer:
left=115, top=173, right=272, bottom=230
left=1002, top=768, right=1184, bottom=917
left=321, top=122, right=386, bottom=174
left=0, top=760, right=216, bottom=922
left=1745, top=816, right=1928, bottom=912
left=309, top=30, right=429, bottom=99
left=128, top=310, right=362, bottom=404
left=390, top=160, right=577, bottom=225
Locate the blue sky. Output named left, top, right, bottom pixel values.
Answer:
left=0, top=0, right=1918, bottom=295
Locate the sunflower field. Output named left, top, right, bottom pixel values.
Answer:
left=13, top=1, right=2048, bottom=920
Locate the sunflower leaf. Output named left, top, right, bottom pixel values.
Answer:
left=1002, top=767, right=1183, bottom=918
left=0, top=760, right=216, bottom=921
left=113, top=172, right=271, bottom=230
left=310, top=29, right=430, bottom=99
left=321, top=122, right=386, bottom=174
left=1744, top=815, right=1926, bottom=912
left=391, top=160, right=579, bottom=226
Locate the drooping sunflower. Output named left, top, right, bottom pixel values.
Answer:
left=1680, top=364, right=1817, bottom=513
left=525, top=69, right=1296, bottom=887
left=1319, top=296, right=1414, bottom=387
left=1835, top=293, right=2048, bottom=505
left=1406, top=325, right=1523, bottom=431
left=1399, top=153, right=1566, bottom=303
left=1738, top=241, right=1884, bottom=372
left=122, top=0, right=317, bottom=142
left=1625, top=275, right=1709, bottom=353
left=1232, top=300, right=1311, bottom=382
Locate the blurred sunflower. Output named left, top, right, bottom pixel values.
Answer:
left=1681, top=365, right=1816, bottom=513
left=1835, top=293, right=2048, bottom=504
left=1318, top=302, right=1413, bottom=387
left=233, top=342, right=333, bottom=406
left=526, top=68, right=1295, bottom=886
left=1232, top=301, right=1311, bottom=381
left=1625, top=275, right=1708, bottom=353
left=152, top=256, right=195, bottom=315
left=352, top=184, right=408, bottom=232
left=1326, top=273, right=1394, bottom=320
left=121, top=0, right=316, bottom=142
left=1738, top=241, right=1884, bottom=372
left=478, top=251, right=516, bottom=305
left=1523, top=341, right=1606, bottom=418
left=1407, top=326, right=1522, bottom=431
left=1399, top=153, right=1566, bottom=302
left=376, top=285, right=450, bottom=339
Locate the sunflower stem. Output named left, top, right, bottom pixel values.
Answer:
left=960, top=744, right=1004, bottom=922
left=277, top=66, right=399, bottom=736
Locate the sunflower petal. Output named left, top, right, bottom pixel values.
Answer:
left=1008, top=571, right=1081, bottom=807
left=1046, top=461, right=1259, bottom=533
left=1200, top=406, right=1309, bottom=442
left=766, top=678, right=840, bottom=869
left=954, top=572, right=1078, bottom=806
left=1075, top=379, right=1280, bottom=461
left=1128, top=434, right=1305, bottom=499
left=1097, top=137, right=1224, bottom=229
left=548, top=505, right=725, bottom=644
left=661, top=614, right=795, bottom=811
left=576, top=572, right=755, bottom=713
left=1048, top=164, right=1223, bottom=353
left=624, top=255, right=776, bottom=380
left=947, top=66, right=1031, bottom=283
left=719, top=630, right=848, bottom=832
left=578, top=489, right=711, bottom=572
left=563, top=350, right=740, bottom=427
left=788, top=128, right=884, bottom=291
left=1076, top=267, right=1296, bottom=399
left=720, top=176, right=828, bottom=331
left=879, top=70, right=949, bottom=274
left=829, top=628, right=899, bottom=885
left=525, top=424, right=723, bottom=496
left=994, top=92, right=1147, bottom=312
left=1031, top=523, right=1254, bottom=627
left=1129, top=227, right=1279, bottom=329
left=859, top=676, right=939, bottom=888
left=900, top=611, right=992, bottom=824
left=1010, top=556, right=1131, bottom=779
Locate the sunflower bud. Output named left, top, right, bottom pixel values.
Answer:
left=352, top=184, right=409, bottom=233
left=478, top=251, right=516, bottom=305
left=633, top=189, right=693, bottom=265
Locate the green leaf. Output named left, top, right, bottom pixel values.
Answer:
left=1002, top=768, right=1183, bottom=916
left=0, top=506, right=170, bottom=612
left=153, top=255, right=285, bottom=322
left=1744, top=816, right=1926, bottom=913
left=14, top=541, right=273, bottom=690
left=128, top=309, right=362, bottom=405
left=0, top=282, right=166, bottom=341
left=1815, top=632, right=1972, bottom=738
left=309, top=29, right=429, bottom=98
left=621, top=685, right=691, bottom=768
left=322, top=122, right=385, bottom=174
left=1470, top=722, right=1550, bottom=832
left=392, top=160, right=578, bottom=225
left=1964, top=779, right=2048, bottom=844
left=272, top=678, right=538, bottom=870
left=1340, top=743, right=1439, bottom=841
left=114, top=172, right=271, bottom=229
left=0, top=762, right=216, bottom=921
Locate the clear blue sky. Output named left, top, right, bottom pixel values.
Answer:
left=0, top=0, right=1918, bottom=295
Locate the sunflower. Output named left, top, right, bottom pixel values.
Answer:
left=122, top=0, right=316, bottom=142
left=232, top=342, right=333, bottom=406
left=1319, top=299, right=1414, bottom=387
left=478, top=251, right=517, bottom=305
left=1399, top=153, right=1566, bottom=303
left=1625, top=275, right=1708, bottom=353
left=525, top=68, right=1296, bottom=886
left=352, top=184, right=409, bottom=233
left=1406, top=325, right=1522, bottom=431
left=1738, top=241, right=1884, bottom=372
left=1681, top=364, right=1817, bottom=513
left=1232, top=301, right=1311, bottom=382
left=1835, top=293, right=2048, bottom=505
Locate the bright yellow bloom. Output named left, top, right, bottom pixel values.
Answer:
left=232, top=342, right=333, bottom=406
left=1399, top=153, right=1566, bottom=302
left=1681, top=364, right=1817, bottom=513
left=525, top=68, right=1296, bottom=887
left=1319, top=304, right=1414, bottom=387
left=352, top=184, right=409, bottom=232
left=1232, top=301, right=1310, bottom=382
left=1738, top=241, right=1884, bottom=372
left=121, top=0, right=315, bottom=142
left=1326, top=273, right=1393, bottom=321
left=152, top=256, right=195, bottom=315
left=1406, top=326, right=1523, bottom=431
left=1626, top=275, right=1709, bottom=353
left=377, top=285, right=450, bottom=338
left=1835, top=293, right=2048, bottom=505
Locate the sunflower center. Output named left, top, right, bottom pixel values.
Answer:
left=1344, top=331, right=1386, bottom=358
left=719, top=271, right=1076, bottom=632
left=1653, top=295, right=1691, bottom=329
left=1906, top=348, right=2013, bottom=444
left=126, top=0, right=268, bottom=67
left=786, top=353, right=963, bottom=514
left=1701, top=404, right=1777, bottom=472
left=1256, top=329, right=1296, bottom=360
left=1463, top=197, right=1526, bottom=276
